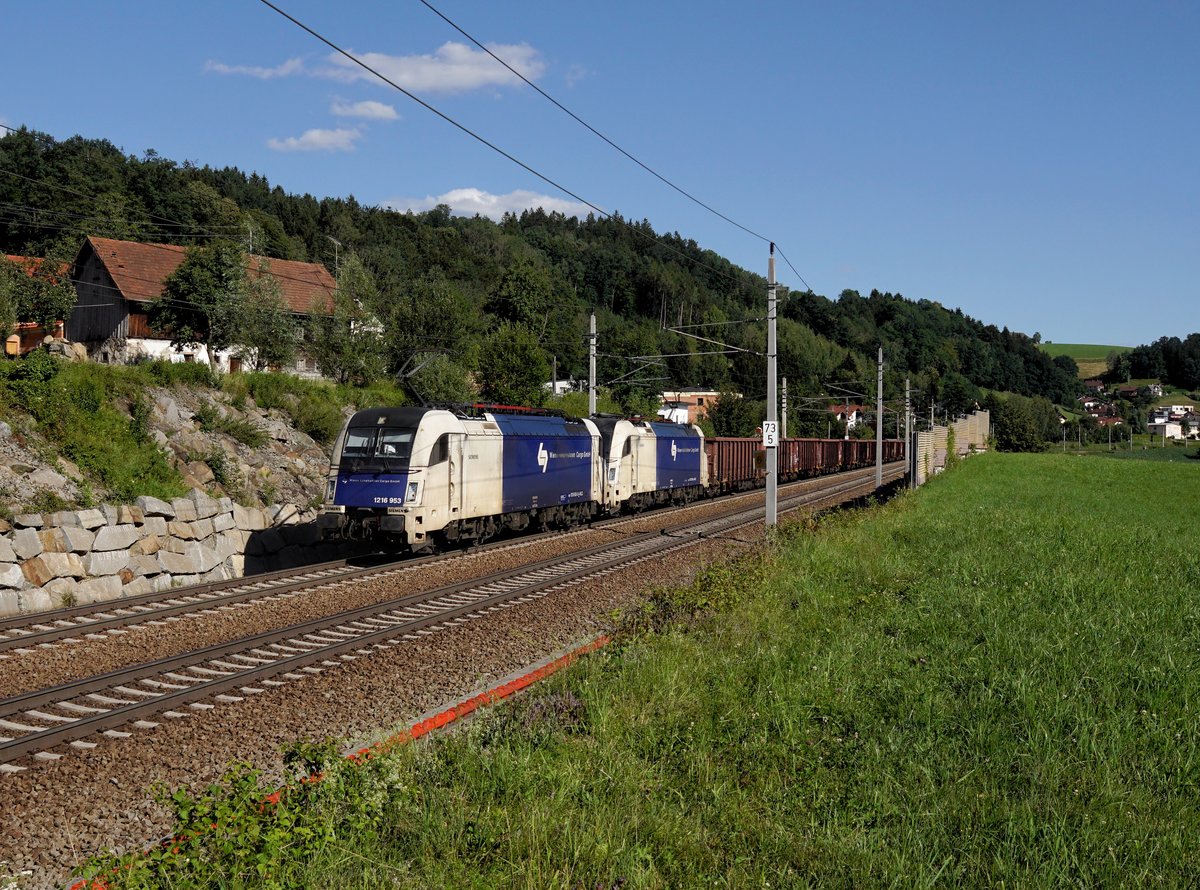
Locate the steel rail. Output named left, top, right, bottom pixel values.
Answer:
left=0, top=467, right=901, bottom=767
left=0, top=463, right=903, bottom=654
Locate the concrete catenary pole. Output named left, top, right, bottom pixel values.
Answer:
left=588, top=311, right=597, bottom=416
left=876, top=346, right=884, bottom=488
left=766, top=244, right=778, bottom=529
left=905, top=376, right=912, bottom=488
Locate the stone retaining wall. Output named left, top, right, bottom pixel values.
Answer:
left=0, top=488, right=336, bottom=617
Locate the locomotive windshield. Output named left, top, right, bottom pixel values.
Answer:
left=340, top=426, right=415, bottom=473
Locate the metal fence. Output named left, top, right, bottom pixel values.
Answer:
left=911, top=409, right=990, bottom=486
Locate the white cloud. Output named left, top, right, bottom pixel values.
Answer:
left=204, top=57, right=305, bottom=79
left=385, top=188, right=591, bottom=221
left=267, top=127, right=362, bottom=153
left=318, top=42, right=544, bottom=94
left=331, top=99, right=398, bottom=120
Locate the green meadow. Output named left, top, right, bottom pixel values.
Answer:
left=82, top=453, right=1200, bottom=888
left=1039, top=343, right=1132, bottom=379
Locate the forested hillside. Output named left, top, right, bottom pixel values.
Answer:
left=1, top=127, right=1081, bottom=430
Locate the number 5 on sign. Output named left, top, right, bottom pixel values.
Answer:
left=762, top=421, right=778, bottom=447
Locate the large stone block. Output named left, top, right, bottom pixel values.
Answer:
left=217, top=497, right=234, bottom=514
left=128, top=555, right=162, bottom=578
left=233, top=503, right=268, bottom=531
left=282, top=523, right=321, bottom=548
left=38, top=528, right=67, bottom=554
left=158, top=550, right=201, bottom=575
left=167, top=521, right=198, bottom=541
left=0, top=538, right=15, bottom=563
left=246, top=528, right=284, bottom=556
left=13, top=513, right=44, bottom=529
left=0, top=590, right=20, bottom=617
left=48, top=511, right=82, bottom=528
left=76, top=574, right=122, bottom=605
left=131, top=535, right=161, bottom=556
left=151, top=573, right=177, bottom=593
left=187, top=489, right=221, bottom=520
left=100, top=505, right=120, bottom=526
left=223, top=554, right=245, bottom=578
left=12, top=527, right=42, bottom=560
left=118, top=505, right=145, bottom=525
left=136, top=495, right=175, bottom=519
left=92, top=525, right=139, bottom=552
left=140, top=516, right=168, bottom=537
left=20, top=587, right=52, bottom=612
left=274, top=504, right=301, bottom=526
left=171, top=498, right=198, bottom=522
left=121, top=576, right=155, bottom=597
left=22, top=552, right=86, bottom=586
left=0, top=563, right=27, bottom=589
left=211, top=511, right=235, bottom=534
left=43, top=579, right=77, bottom=608
left=201, top=564, right=231, bottom=584
left=60, top=526, right=97, bottom=554
left=83, top=550, right=130, bottom=577
left=76, top=509, right=106, bottom=530
left=191, top=517, right=215, bottom=541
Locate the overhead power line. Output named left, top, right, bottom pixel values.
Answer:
left=255, top=0, right=769, bottom=298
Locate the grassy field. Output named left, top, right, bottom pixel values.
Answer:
left=79, top=454, right=1200, bottom=888
left=1040, top=343, right=1132, bottom=380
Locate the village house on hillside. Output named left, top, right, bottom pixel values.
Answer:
left=66, top=236, right=336, bottom=376
left=658, top=388, right=721, bottom=425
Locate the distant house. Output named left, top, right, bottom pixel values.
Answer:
left=66, top=236, right=337, bottom=375
left=659, top=389, right=721, bottom=425
left=1083, top=379, right=1105, bottom=392
left=1115, top=386, right=1139, bottom=399
left=1148, top=383, right=1164, bottom=397
left=831, top=404, right=866, bottom=432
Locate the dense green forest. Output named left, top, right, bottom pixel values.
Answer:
left=1, top=127, right=1087, bottom=438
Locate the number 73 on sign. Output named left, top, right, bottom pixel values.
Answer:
left=762, top=421, right=778, bottom=448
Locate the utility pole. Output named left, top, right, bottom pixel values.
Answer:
left=765, top=244, right=778, bottom=529
left=781, top=377, right=788, bottom=440
left=588, top=311, right=597, bottom=416
left=875, top=346, right=884, bottom=488
left=905, top=377, right=912, bottom=489
left=552, top=355, right=558, bottom=396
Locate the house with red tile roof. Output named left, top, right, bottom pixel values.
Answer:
left=66, top=237, right=337, bottom=375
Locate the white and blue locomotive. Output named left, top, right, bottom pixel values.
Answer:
left=317, top=405, right=706, bottom=551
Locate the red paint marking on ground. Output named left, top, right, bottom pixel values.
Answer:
left=68, top=635, right=610, bottom=889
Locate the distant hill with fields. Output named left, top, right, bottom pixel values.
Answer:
left=1039, top=343, right=1132, bottom=379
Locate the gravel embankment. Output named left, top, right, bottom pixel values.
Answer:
left=0, top=474, right=885, bottom=887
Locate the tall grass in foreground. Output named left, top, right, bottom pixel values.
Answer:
left=79, top=454, right=1200, bottom=888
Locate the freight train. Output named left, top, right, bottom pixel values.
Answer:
left=317, top=404, right=904, bottom=551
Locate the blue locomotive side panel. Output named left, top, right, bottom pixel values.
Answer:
left=492, top=417, right=595, bottom=515
left=494, top=415, right=594, bottom=513
left=334, top=471, right=409, bottom=508
left=650, top=422, right=702, bottom=489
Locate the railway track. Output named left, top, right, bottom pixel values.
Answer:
left=0, top=464, right=903, bottom=771
left=0, top=464, right=900, bottom=657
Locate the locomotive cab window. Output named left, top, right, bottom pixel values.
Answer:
left=622, top=438, right=632, bottom=457
left=428, top=434, right=449, bottom=465
left=341, top=427, right=415, bottom=472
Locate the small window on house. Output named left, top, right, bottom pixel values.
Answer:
left=697, top=397, right=705, bottom=406
left=297, top=357, right=308, bottom=371
left=228, top=357, right=242, bottom=373
left=183, top=353, right=194, bottom=363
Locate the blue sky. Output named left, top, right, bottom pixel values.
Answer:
left=2, top=1, right=1196, bottom=346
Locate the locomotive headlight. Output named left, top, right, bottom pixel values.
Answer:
left=406, top=481, right=421, bottom=502
left=608, top=467, right=617, bottom=482
left=325, top=479, right=336, bottom=501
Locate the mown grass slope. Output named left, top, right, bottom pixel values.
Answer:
left=81, top=453, right=1200, bottom=888
left=1040, top=342, right=1132, bottom=379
